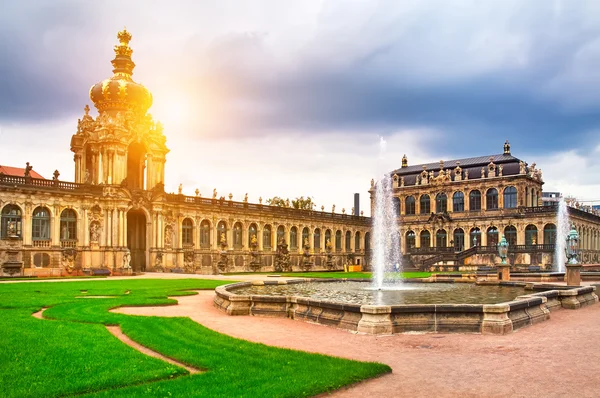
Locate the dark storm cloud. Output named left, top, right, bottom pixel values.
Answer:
left=3, top=0, right=600, bottom=158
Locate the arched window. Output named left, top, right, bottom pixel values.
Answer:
left=405, top=196, right=416, bottom=215
left=290, top=227, right=298, bottom=249
left=1, top=204, right=22, bottom=238
left=420, top=230, right=431, bottom=248
left=302, top=227, right=309, bottom=248
left=420, top=194, right=430, bottom=214
left=469, top=190, right=481, bottom=211
left=314, top=228, right=321, bottom=250
left=486, top=188, right=499, bottom=210
left=487, top=226, right=499, bottom=246
left=182, top=218, right=194, bottom=246
left=392, top=197, right=400, bottom=215
left=32, top=206, right=51, bottom=241
left=233, top=222, right=243, bottom=249
left=355, top=231, right=361, bottom=251
left=504, top=186, right=517, bottom=209
left=365, top=232, right=371, bottom=253
left=470, top=227, right=481, bottom=247
left=335, top=230, right=342, bottom=251
left=435, top=193, right=447, bottom=213
left=504, top=225, right=517, bottom=246
left=345, top=231, right=351, bottom=251
left=277, top=225, right=285, bottom=245
left=543, top=224, right=556, bottom=245
left=406, top=231, right=416, bottom=250
left=263, top=225, right=272, bottom=249
left=60, top=209, right=77, bottom=241
left=525, top=224, right=538, bottom=246
left=436, top=229, right=447, bottom=248
left=248, top=223, right=258, bottom=247
left=325, top=229, right=332, bottom=248
left=453, top=228, right=465, bottom=251
left=453, top=192, right=464, bottom=212
left=200, top=220, right=210, bottom=248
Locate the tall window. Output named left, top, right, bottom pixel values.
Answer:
left=453, top=228, right=465, bottom=251
left=406, top=231, right=416, bottom=250
left=544, top=224, right=556, bottom=245
left=335, top=230, right=342, bottom=251
left=469, top=190, right=481, bottom=211
left=486, top=188, right=499, bottom=210
left=200, top=220, right=210, bottom=248
left=314, top=228, right=321, bottom=249
left=60, top=209, right=77, bottom=241
left=365, top=232, right=371, bottom=253
left=325, top=229, right=332, bottom=248
left=277, top=225, right=285, bottom=245
left=392, top=197, right=400, bottom=215
left=355, top=232, right=361, bottom=251
left=453, top=192, right=464, bottom=212
left=525, top=224, right=538, bottom=246
left=504, top=186, right=517, bottom=209
left=504, top=226, right=517, bottom=246
left=302, top=227, right=309, bottom=247
left=32, top=207, right=51, bottom=241
left=1, top=204, right=22, bottom=238
left=345, top=231, right=351, bottom=251
left=233, top=222, right=242, bottom=249
left=470, top=227, right=481, bottom=247
left=405, top=196, right=416, bottom=215
left=290, top=227, right=298, bottom=249
left=435, top=193, right=447, bottom=213
left=420, top=194, right=430, bottom=214
left=263, top=225, right=272, bottom=249
left=248, top=224, right=258, bottom=247
left=436, top=229, right=447, bottom=247
left=182, top=218, right=194, bottom=246
left=487, top=226, right=499, bottom=246
left=420, top=230, right=431, bottom=248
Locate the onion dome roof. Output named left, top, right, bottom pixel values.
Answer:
left=89, top=29, right=152, bottom=114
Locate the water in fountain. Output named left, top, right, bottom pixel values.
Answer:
left=555, top=196, right=570, bottom=272
left=371, top=138, right=402, bottom=290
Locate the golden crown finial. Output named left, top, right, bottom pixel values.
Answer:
left=117, top=28, right=132, bottom=45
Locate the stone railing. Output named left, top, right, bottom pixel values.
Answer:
left=0, top=174, right=104, bottom=195
left=32, top=240, right=51, bottom=248
left=165, top=193, right=371, bottom=225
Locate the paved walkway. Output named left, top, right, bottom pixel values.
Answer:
left=113, top=289, right=600, bottom=398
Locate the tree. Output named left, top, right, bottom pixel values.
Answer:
left=266, top=196, right=287, bottom=207
left=292, top=196, right=315, bottom=210
left=266, top=196, right=315, bottom=210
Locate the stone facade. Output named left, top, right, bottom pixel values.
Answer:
left=0, top=30, right=370, bottom=277
left=370, top=143, right=600, bottom=270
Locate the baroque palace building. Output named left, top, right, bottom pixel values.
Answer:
left=0, top=30, right=370, bottom=277
left=370, top=141, right=600, bottom=270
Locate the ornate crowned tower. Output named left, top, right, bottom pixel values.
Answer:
left=70, top=29, right=169, bottom=190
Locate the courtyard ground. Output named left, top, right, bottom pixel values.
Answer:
left=116, top=282, right=600, bottom=398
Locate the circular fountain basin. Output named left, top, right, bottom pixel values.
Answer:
left=214, top=279, right=598, bottom=335
left=232, top=280, right=526, bottom=305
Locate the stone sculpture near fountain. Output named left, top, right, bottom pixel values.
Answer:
left=275, top=237, right=291, bottom=272
left=301, top=237, right=313, bottom=271
left=249, top=234, right=261, bottom=272
left=325, top=239, right=334, bottom=270
left=217, top=232, right=228, bottom=274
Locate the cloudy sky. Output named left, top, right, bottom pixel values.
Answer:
left=2, top=0, right=600, bottom=214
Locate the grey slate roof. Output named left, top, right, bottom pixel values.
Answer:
left=392, top=153, right=522, bottom=176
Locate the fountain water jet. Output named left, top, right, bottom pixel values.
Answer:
left=555, top=196, right=570, bottom=272
left=371, top=138, right=402, bottom=290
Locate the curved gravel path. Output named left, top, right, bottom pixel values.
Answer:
left=113, top=290, right=600, bottom=398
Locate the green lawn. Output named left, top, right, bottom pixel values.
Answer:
left=0, top=279, right=390, bottom=397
